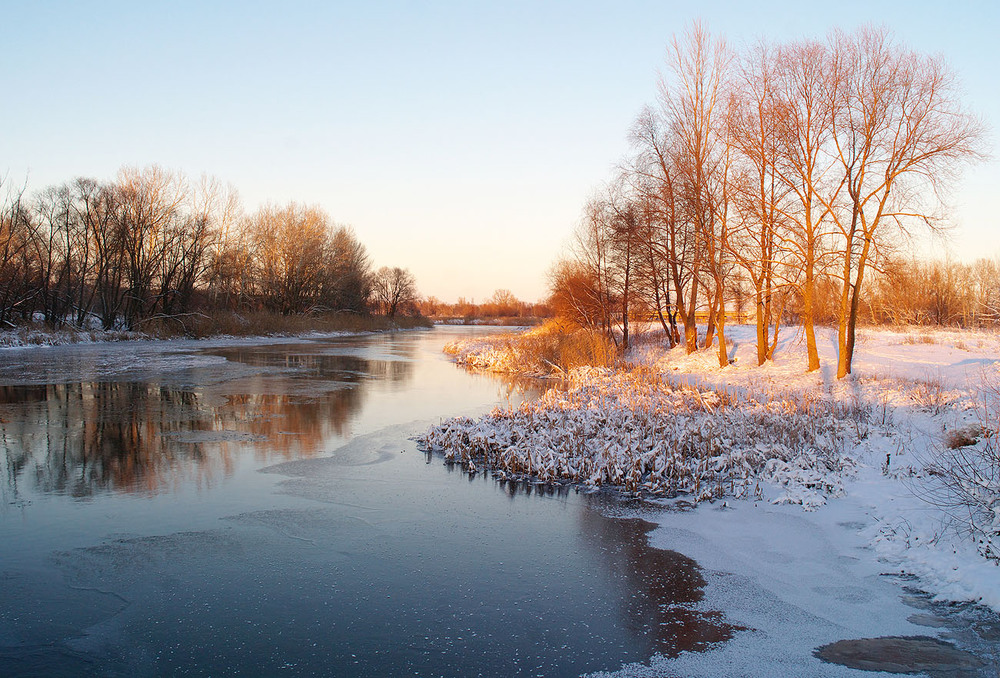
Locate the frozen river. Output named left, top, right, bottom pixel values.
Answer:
left=0, top=327, right=736, bottom=677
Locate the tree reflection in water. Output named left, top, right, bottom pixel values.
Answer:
left=0, top=347, right=414, bottom=500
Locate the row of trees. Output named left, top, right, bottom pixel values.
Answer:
left=0, top=166, right=420, bottom=330
left=551, top=23, right=984, bottom=377
left=418, top=289, right=553, bottom=320
left=866, top=258, right=1000, bottom=327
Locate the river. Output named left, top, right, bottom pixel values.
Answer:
left=0, top=327, right=736, bottom=677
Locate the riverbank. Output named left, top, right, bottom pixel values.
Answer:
left=423, top=323, right=1000, bottom=673
left=0, top=311, right=432, bottom=348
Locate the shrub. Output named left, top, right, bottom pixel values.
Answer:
left=923, top=377, right=1000, bottom=561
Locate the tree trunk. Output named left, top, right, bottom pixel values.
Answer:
left=802, top=273, right=820, bottom=372
left=755, top=290, right=767, bottom=366
left=716, top=295, right=728, bottom=368
left=704, top=299, right=716, bottom=351
left=843, top=236, right=872, bottom=377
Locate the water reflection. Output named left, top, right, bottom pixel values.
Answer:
left=0, top=344, right=415, bottom=500
left=580, top=505, right=743, bottom=656
left=0, top=330, right=744, bottom=676
left=468, top=474, right=743, bottom=658
left=207, top=344, right=414, bottom=385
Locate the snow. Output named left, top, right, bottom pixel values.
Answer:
left=584, top=499, right=926, bottom=678
left=423, top=323, right=1000, bottom=674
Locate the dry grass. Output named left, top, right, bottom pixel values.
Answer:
left=447, top=320, right=617, bottom=376
left=943, top=426, right=981, bottom=450
left=146, top=310, right=431, bottom=338
left=520, top=322, right=617, bottom=373
left=902, top=331, right=939, bottom=345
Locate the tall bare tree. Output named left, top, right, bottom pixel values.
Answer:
left=728, top=40, right=789, bottom=365
left=661, top=22, right=734, bottom=366
left=772, top=38, right=842, bottom=372
left=826, top=26, right=985, bottom=377
left=247, top=202, right=331, bottom=315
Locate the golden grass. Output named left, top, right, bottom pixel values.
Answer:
left=175, top=310, right=432, bottom=338
left=450, top=321, right=618, bottom=376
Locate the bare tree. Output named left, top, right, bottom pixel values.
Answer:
left=603, top=179, right=645, bottom=351
left=826, top=26, right=985, bottom=377
left=485, top=289, right=520, bottom=318
left=631, top=107, right=701, bottom=353
left=0, top=182, right=36, bottom=326
left=728, top=40, right=790, bottom=365
left=371, top=266, right=417, bottom=318
left=662, top=22, right=734, bottom=367
left=548, top=258, right=606, bottom=331
left=575, top=196, right=619, bottom=342
left=324, top=226, right=372, bottom=313
left=247, top=202, right=331, bottom=315
left=770, top=38, right=843, bottom=372
left=112, top=165, right=188, bottom=328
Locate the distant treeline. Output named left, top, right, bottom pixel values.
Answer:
left=418, top=289, right=553, bottom=322
left=0, top=165, right=420, bottom=332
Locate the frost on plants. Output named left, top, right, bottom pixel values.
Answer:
left=420, top=368, right=867, bottom=509
left=924, top=378, right=1000, bottom=562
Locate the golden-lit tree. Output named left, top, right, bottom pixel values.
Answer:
left=826, top=26, right=985, bottom=377
left=112, top=165, right=189, bottom=328
left=247, top=202, right=332, bottom=314
left=548, top=258, right=605, bottom=331
left=555, top=22, right=987, bottom=375
left=661, top=22, right=734, bottom=366
left=727, top=40, right=790, bottom=365
left=770, top=38, right=842, bottom=372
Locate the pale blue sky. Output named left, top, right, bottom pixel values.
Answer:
left=3, top=1, right=997, bottom=302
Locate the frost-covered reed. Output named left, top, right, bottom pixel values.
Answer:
left=420, top=367, right=870, bottom=508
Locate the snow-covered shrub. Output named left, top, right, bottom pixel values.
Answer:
left=924, top=378, right=1000, bottom=561
left=420, top=368, right=867, bottom=508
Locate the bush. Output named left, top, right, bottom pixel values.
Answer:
left=924, top=377, right=1000, bottom=561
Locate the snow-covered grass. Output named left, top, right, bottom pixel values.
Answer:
left=422, top=367, right=873, bottom=508
left=425, top=322, right=1000, bottom=616
left=0, top=312, right=433, bottom=348
left=0, top=325, right=148, bottom=347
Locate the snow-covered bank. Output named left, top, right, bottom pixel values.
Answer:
left=0, top=326, right=149, bottom=348
left=0, top=313, right=433, bottom=349
left=0, top=325, right=421, bottom=350
left=424, top=323, right=1000, bottom=622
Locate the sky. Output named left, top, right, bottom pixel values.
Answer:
left=2, top=0, right=997, bottom=303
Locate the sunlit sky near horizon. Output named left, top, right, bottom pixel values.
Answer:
left=3, top=1, right=997, bottom=303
